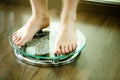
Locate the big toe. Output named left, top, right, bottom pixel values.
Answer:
left=54, top=45, right=61, bottom=54
left=16, top=39, right=26, bottom=46
left=61, top=45, right=69, bottom=54
left=72, top=43, right=77, bottom=51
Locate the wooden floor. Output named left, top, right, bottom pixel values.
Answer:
left=0, top=2, right=120, bottom=80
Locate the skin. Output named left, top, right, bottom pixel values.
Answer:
left=12, top=0, right=78, bottom=54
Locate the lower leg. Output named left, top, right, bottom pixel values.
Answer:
left=54, top=0, right=78, bottom=54
left=61, top=0, right=78, bottom=25
left=12, top=0, right=50, bottom=46
left=31, top=0, right=49, bottom=21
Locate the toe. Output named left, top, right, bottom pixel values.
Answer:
left=72, top=43, right=77, bottom=50
left=54, top=49, right=61, bottom=54
left=14, top=35, right=20, bottom=41
left=54, top=44, right=61, bottom=54
left=12, top=35, right=18, bottom=42
left=61, top=46, right=66, bottom=54
left=68, top=44, right=73, bottom=52
left=14, top=36, right=21, bottom=44
left=54, top=48, right=61, bottom=54
left=64, top=45, right=69, bottom=54
left=12, top=32, right=17, bottom=41
left=15, top=36, right=27, bottom=46
left=16, top=39, right=25, bottom=46
left=13, top=32, right=21, bottom=42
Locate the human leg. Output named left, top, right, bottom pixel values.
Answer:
left=54, top=0, right=78, bottom=54
left=12, top=0, right=50, bottom=46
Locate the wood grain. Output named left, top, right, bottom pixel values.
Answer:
left=0, top=2, right=120, bottom=80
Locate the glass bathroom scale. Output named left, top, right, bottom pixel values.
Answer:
left=9, top=22, right=86, bottom=66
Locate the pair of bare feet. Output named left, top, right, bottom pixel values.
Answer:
left=12, top=14, right=77, bottom=54
left=12, top=0, right=78, bottom=54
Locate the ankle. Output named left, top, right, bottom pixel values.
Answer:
left=31, top=14, right=50, bottom=27
left=61, top=13, right=76, bottom=25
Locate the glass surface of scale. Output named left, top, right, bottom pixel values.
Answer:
left=9, top=22, right=86, bottom=66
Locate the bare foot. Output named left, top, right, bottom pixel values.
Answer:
left=54, top=20, right=77, bottom=54
left=12, top=15, right=50, bottom=46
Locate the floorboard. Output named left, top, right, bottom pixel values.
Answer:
left=0, top=2, right=120, bottom=80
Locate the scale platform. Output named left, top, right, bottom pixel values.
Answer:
left=9, top=22, right=86, bottom=66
